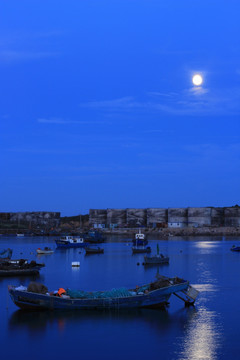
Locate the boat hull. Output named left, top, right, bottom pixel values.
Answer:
left=132, top=247, right=151, bottom=254
left=0, top=269, right=39, bottom=277
left=8, top=282, right=189, bottom=311
left=36, top=250, right=54, bottom=254
left=85, top=249, right=104, bottom=254
left=144, top=256, right=169, bottom=265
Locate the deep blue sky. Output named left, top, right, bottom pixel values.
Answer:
left=1, top=1, right=240, bottom=216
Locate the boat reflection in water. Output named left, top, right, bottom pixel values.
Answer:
left=9, top=306, right=202, bottom=338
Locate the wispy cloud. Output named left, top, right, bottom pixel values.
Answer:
left=0, top=30, right=63, bottom=63
left=37, top=118, right=111, bottom=125
left=79, top=86, right=240, bottom=116
left=79, top=97, right=140, bottom=110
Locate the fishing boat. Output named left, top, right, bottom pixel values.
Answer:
left=55, top=236, right=89, bottom=248
left=132, top=246, right=151, bottom=254
left=16, top=233, right=25, bottom=237
left=8, top=276, right=199, bottom=310
left=144, top=244, right=169, bottom=265
left=230, top=245, right=240, bottom=252
left=36, top=247, right=54, bottom=255
left=85, top=246, right=104, bottom=255
left=132, top=229, right=148, bottom=246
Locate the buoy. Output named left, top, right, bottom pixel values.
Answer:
left=142, top=262, right=145, bottom=265
left=137, top=262, right=140, bottom=266
left=72, top=261, right=80, bottom=267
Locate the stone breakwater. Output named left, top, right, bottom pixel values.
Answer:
left=101, top=226, right=240, bottom=237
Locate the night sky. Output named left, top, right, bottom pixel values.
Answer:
left=1, top=1, right=240, bottom=215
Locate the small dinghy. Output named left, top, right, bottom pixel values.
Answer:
left=36, top=247, right=54, bottom=255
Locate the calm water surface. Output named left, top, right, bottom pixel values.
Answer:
left=1, top=235, right=240, bottom=359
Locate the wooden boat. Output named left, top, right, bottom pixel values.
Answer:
left=8, top=276, right=199, bottom=310
left=36, top=247, right=54, bottom=255
left=144, top=254, right=169, bottom=265
left=132, top=246, right=151, bottom=254
left=55, top=236, right=89, bottom=248
left=132, top=229, right=148, bottom=246
left=85, top=246, right=104, bottom=254
left=230, top=245, right=240, bottom=252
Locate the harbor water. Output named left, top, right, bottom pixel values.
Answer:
left=1, top=235, right=240, bottom=359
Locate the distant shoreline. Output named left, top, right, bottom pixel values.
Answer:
left=1, top=226, right=240, bottom=238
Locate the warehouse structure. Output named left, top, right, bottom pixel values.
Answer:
left=89, top=207, right=240, bottom=228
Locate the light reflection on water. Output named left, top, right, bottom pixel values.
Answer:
left=177, top=306, right=223, bottom=360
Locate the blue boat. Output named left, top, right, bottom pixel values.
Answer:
left=8, top=276, right=198, bottom=310
left=231, top=245, right=240, bottom=252
left=55, top=236, right=89, bottom=248
left=132, top=230, right=148, bottom=246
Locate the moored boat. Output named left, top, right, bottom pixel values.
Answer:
left=8, top=276, right=199, bottom=310
left=144, top=254, right=169, bottom=265
left=55, top=236, right=89, bottom=248
left=36, top=247, right=54, bottom=255
left=132, top=229, right=148, bottom=246
left=0, top=259, right=44, bottom=277
left=230, top=245, right=240, bottom=252
left=85, top=246, right=104, bottom=254
left=144, top=244, right=169, bottom=265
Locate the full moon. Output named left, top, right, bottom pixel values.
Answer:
left=192, top=74, right=203, bottom=86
